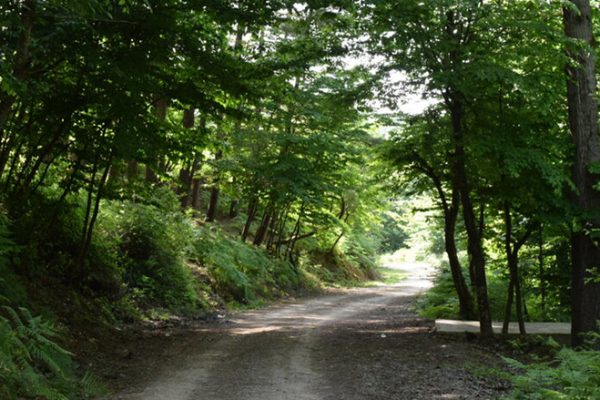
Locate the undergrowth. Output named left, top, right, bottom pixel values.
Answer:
left=504, top=335, right=600, bottom=399
left=0, top=185, right=382, bottom=398
left=0, top=211, right=105, bottom=399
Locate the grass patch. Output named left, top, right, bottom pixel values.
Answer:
left=377, top=267, right=407, bottom=285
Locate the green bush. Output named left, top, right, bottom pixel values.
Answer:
left=416, top=265, right=461, bottom=319
left=191, top=226, right=300, bottom=304
left=119, top=201, right=199, bottom=313
left=342, top=232, right=380, bottom=277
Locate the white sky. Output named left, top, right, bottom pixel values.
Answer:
left=343, top=54, right=437, bottom=116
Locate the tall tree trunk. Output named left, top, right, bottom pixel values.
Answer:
left=241, top=198, right=258, bottom=242
left=191, top=178, right=201, bottom=210
left=502, top=277, right=514, bottom=335
left=503, top=204, right=526, bottom=335
left=444, top=189, right=476, bottom=320
left=253, top=209, right=272, bottom=247
left=77, top=156, right=112, bottom=278
left=412, top=152, right=477, bottom=320
left=412, top=151, right=476, bottom=320
left=179, top=108, right=196, bottom=208
left=538, top=225, right=546, bottom=316
left=563, top=0, right=600, bottom=346
left=448, top=101, right=493, bottom=337
left=206, top=170, right=220, bottom=222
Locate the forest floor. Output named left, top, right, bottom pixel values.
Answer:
left=91, top=260, right=510, bottom=400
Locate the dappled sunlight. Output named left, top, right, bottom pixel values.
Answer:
left=205, top=260, right=437, bottom=337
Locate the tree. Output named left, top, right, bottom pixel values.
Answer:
left=563, top=0, right=600, bottom=346
left=384, top=111, right=476, bottom=320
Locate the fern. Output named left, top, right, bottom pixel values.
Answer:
left=0, top=305, right=106, bottom=399
left=506, top=343, right=600, bottom=399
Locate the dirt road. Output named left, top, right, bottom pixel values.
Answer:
left=109, top=262, right=503, bottom=399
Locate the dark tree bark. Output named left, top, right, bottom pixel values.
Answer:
left=241, top=198, right=258, bottom=242
left=444, top=188, right=476, bottom=320
left=447, top=99, right=493, bottom=336
left=206, top=171, right=221, bottom=222
left=502, top=277, right=514, bottom=336
left=77, top=157, right=112, bottom=276
left=191, top=178, right=201, bottom=210
left=179, top=108, right=197, bottom=208
left=253, top=209, right=272, bottom=247
left=400, top=149, right=476, bottom=319
left=563, top=0, right=600, bottom=346
left=538, top=225, right=546, bottom=315
left=501, top=204, right=530, bottom=336
left=126, top=160, right=138, bottom=183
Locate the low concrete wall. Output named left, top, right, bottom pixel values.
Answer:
left=435, top=319, right=571, bottom=335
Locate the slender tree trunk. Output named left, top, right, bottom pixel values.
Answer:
left=78, top=155, right=112, bottom=277
left=179, top=108, right=196, bottom=208
left=563, top=0, right=600, bottom=346
left=253, top=209, right=272, bottom=247
left=241, top=198, right=258, bottom=242
left=444, top=189, right=476, bottom=320
left=538, top=225, right=546, bottom=315
left=206, top=172, right=220, bottom=222
left=511, top=253, right=526, bottom=335
left=503, top=204, right=526, bottom=335
left=286, top=212, right=302, bottom=261
left=502, top=277, right=514, bottom=335
left=412, top=152, right=476, bottom=320
left=448, top=101, right=493, bottom=337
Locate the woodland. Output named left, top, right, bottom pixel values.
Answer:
left=0, top=0, right=600, bottom=399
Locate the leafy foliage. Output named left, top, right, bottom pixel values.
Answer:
left=0, top=306, right=105, bottom=400
left=506, top=340, right=600, bottom=400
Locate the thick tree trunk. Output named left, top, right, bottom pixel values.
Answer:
left=563, top=0, right=600, bottom=346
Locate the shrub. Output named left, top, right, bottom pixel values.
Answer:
left=119, top=201, right=199, bottom=313
left=191, top=226, right=300, bottom=304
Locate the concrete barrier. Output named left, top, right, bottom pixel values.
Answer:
left=435, top=319, right=571, bottom=335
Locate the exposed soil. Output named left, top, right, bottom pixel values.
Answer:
left=87, top=262, right=509, bottom=399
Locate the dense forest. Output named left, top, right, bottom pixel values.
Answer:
left=0, top=0, right=599, bottom=399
